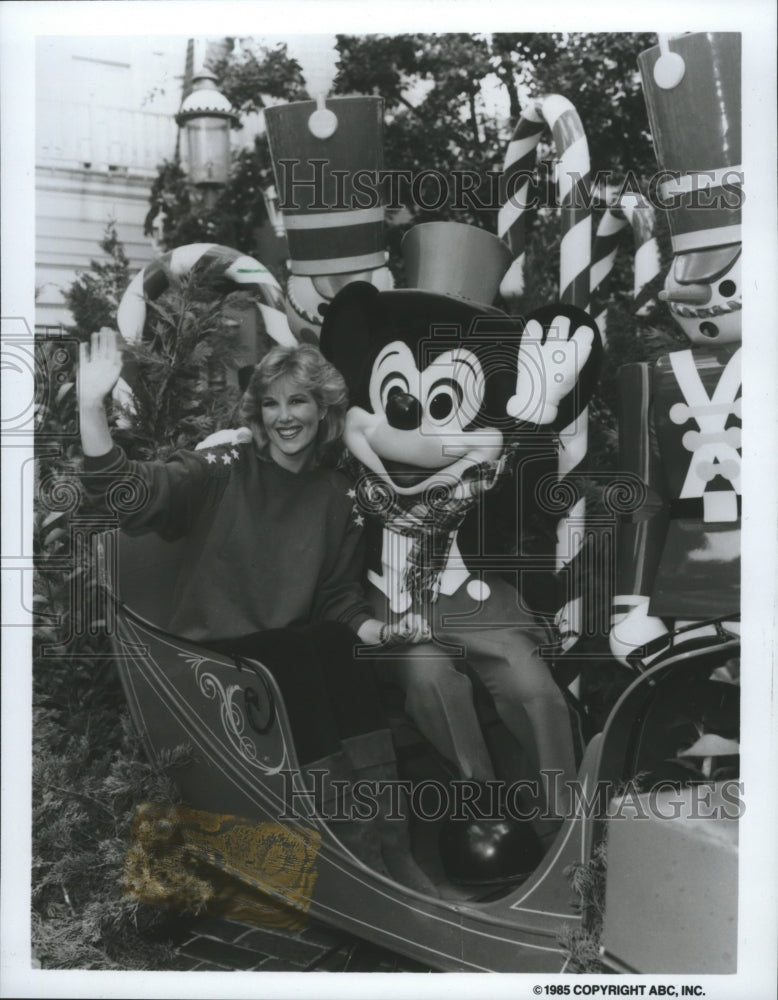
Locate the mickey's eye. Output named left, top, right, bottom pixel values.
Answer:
left=380, top=372, right=410, bottom=411
left=426, top=379, right=463, bottom=423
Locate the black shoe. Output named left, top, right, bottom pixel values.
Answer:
left=438, top=783, right=544, bottom=888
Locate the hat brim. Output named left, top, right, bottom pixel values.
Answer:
left=673, top=244, right=741, bottom=284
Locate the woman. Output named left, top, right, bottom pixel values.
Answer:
left=78, top=328, right=435, bottom=894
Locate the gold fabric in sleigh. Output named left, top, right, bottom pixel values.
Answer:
left=122, top=802, right=322, bottom=931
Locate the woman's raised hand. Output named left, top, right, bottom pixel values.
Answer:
left=77, top=328, right=124, bottom=457
left=78, top=328, right=123, bottom=410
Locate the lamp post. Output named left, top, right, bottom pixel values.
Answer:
left=176, top=68, right=238, bottom=209
left=260, top=184, right=286, bottom=238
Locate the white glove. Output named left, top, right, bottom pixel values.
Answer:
left=508, top=315, right=594, bottom=426
left=195, top=426, right=253, bottom=451
left=609, top=597, right=669, bottom=667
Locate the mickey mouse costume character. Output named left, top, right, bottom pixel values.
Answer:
left=320, top=222, right=602, bottom=865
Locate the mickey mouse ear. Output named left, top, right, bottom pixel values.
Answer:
left=319, top=281, right=380, bottom=407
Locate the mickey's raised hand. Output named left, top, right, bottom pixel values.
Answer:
left=507, top=315, right=595, bottom=426
left=78, top=328, right=124, bottom=410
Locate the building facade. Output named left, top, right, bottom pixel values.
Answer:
left=35, top=35, right=268, bottom=333
left=35, top=36, right=190, bottom=331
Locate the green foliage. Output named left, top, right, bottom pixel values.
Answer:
left=560, top=838, right=611, bottom=973
left=32, top=225, right=251, bottom=968
left=112, top=272, right=245, bottom=459
left=334, top=32, right=657, bottom=222
left=32, top=705, right=190, bottom=969
left=215, top=144, right=280, bottom=258
left=33, top=344, right=189, bottom=967
left=33, top=337, right=91, bottom=657
left=336, top=33, right=516, bottom=230
left=210, top=38, right=308, bottom=111
left=515, top=32, right=658, bottom=178
left=63, top=221, right=131, bottom=339
left=144, top=159, right=194, bottom=244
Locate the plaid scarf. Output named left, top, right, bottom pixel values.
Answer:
left=344, top=449, right=510, bottom=604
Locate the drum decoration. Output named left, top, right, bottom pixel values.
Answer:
left=497, top=94, right=593, bottom=650
left=113, top=243, right=296, bottom=413
left=609, top=33, right=742, bottom=666
left=264, top=96, right=395, bottom=341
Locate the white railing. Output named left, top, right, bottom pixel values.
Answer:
left=37, top=99, right=178, bottom=176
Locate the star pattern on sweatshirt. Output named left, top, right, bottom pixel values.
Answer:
left=201, top=444, right=243, bottom=467
left=347, top=487, right=365, bottom=527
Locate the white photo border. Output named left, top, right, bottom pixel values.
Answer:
left=2, top=2, right=776, bottom=998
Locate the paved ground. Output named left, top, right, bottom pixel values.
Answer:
left=163, top=913, right=435, bottom=973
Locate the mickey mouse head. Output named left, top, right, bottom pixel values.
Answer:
left=320, top=281, right=601, bottom=495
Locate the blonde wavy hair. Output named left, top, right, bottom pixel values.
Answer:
left=240, top=344, right=347, bottom=468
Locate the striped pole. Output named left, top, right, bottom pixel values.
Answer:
left=498, top=95, right=592, bottom=651
left=497, top=101, right=547, bottom=305
left=116, top=243, right=296, bottom=350
left=590, top=192, right=661, bottom=343
left=113, top=243, right=296, bottom=417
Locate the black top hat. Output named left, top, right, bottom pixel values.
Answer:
left=401, top=221, right=513, bottom=307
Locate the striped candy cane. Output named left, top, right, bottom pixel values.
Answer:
left=114, top=243, right=296, bottom=414
left=499, top=95, right=592, bottom=310
left=590, top=192, right=661, bottom=343
left=117, top=243, right=296, bottom=349
left=498, top=95, right=593, bottom=651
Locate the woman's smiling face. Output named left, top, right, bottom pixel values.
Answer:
left=261, top=375, right=324, bottom=472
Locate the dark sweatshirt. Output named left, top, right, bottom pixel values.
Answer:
left=82, top=441, right=373, bottom=642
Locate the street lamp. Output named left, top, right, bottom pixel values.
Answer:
left=176, top=68, right=238, bottom=208
left=260, top=184, right=286, bottom=238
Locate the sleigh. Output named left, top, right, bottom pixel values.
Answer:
left=99, top=526, right=739, bottom=974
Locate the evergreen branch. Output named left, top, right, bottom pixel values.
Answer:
left=47, top=786, right=116, bottom=819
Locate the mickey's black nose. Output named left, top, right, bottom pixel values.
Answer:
left=385, top=391, right=422, bottom=430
